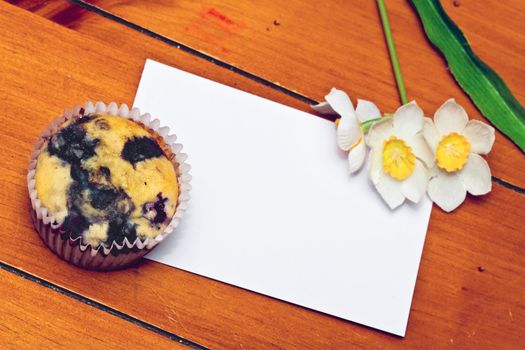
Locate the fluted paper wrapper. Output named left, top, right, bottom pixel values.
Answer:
left=27, top=101, right=191, bottom=270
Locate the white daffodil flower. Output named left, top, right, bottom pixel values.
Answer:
left=312, top=88, right=381, bottom=173
left=422, top=99, right=495, bottom=212
left=366, top=101, right=434, bottom=209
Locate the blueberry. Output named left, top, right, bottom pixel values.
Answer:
left=70, top=163, right=89, bottom=186
left=121, top=137, right=164, bottom=165
left=89, top=186, right=119, bottom=210
left=107, top=216, right=137, bottom=245
left=99, top=166, right=110, bottom=178
left=143, top=192, right=168, bottom=224
left=48, top=122, right=99, bottom=163
left=153, top=209, right=167, bottom=224
left=63, top=209, right=90, bottom=240
left=71, top=147, right=84, bottom=159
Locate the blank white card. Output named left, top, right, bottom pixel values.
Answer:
left=135, top=59, right=432, bottom=336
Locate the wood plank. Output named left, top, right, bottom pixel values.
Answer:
left=0, top=1, right=524, bottom=349
left=13, top=0, right=525, bottom=188
left=0, top=267, right=188, bottom=349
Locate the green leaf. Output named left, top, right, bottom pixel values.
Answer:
left=410, top=0, right=525, bottom=152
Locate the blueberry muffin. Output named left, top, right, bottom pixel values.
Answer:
left=34, top=113, right=179, bottom=248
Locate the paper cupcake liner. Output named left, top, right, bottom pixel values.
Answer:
left=27, top=101, right=191, bottom=270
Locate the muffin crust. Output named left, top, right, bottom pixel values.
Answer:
left=35, top=114, right=179, bottom=247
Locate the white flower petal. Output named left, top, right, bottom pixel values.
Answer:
left=462, top=120, right=495, bottom=155
left=311, top=101, right=337, bottom=115
left=347, top=138, right=367, bottom=174
left=428, top=164, right=439, bottom=178
left=324, top=88, right=357, bottom=120
left=368, top=147, right=383, bottom=184
left=422, top=117, right=440, bottom=152
left=406, top=133, right=435, bottom=168
left=374, top=172, right=406, bottom=210
left=427, top=170, right=466, bottom=212
left=366, top=118, right=393, bottom=147
left=316, top=88, right=360, bottom=151
left=392, top=101, right=424, bottom=138
left=434, top=98, right=469, bottom=135
left=368, top=146, right=406, bottom=209
left=401, top=160, right=428, bottom=203
left=356, top=99, right=381, bottom=123
left=337, top=117, right=361, bottom=151
left=459, top=153, right=492, bottom=195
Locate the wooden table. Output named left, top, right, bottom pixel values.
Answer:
left=1, top=0, right=524, bottom=348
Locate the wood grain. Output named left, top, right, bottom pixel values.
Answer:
left=0, top=268, right=186, bottom=349
left=0, top=1, right=524, bottom=349
left=28, top=0, right=525, bottom=188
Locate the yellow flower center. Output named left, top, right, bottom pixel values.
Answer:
left=382, top=136, right=416, bottom=180
left=436, top=132, right=470, bottom=172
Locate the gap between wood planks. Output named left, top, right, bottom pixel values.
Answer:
left=0, top=260, right=208, bottom=350
left=64, top=0, right=525, bottom=196
left=0, top=180, right=519, bottom=347
left=67, top=0, right=525, bottom=195
left=68, top=0, right=316, bottom=106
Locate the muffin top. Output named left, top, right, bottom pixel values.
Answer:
left=35, top=114, right=179, bottom=247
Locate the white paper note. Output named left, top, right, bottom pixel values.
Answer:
left=134, top=59, right=432, bottom=336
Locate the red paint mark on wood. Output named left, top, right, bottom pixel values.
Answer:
left=183, top=6, right=245, bottom=54
left=207, top=8, right=235, bottom=26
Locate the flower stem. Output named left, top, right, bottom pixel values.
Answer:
left=360, top=114, right=393, bottom=133
left=377, top=0, right=408, bottom=105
